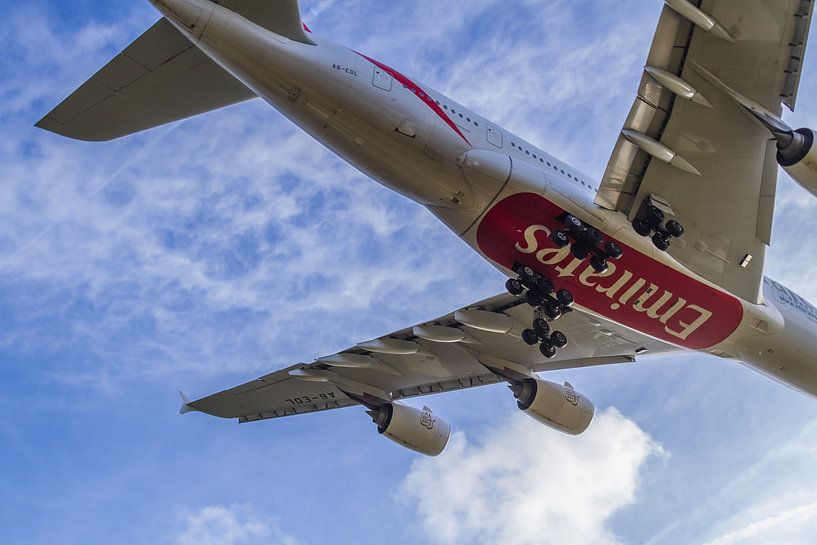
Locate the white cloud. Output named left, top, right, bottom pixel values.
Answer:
left=175, top=505, right=300, bottom=545
left=400, top=408, right=666, bottom=545
left=700, top=502, right=817, bottom=545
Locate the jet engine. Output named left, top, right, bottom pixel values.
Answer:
left=511, top=378, right=594, bottom=435
left=777, top=128, right=817, bottom=197
left=367, top=402, right=451, bottom=456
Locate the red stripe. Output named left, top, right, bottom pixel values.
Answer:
left=355, top=52, right=470, bottom=145
left=302, top=22, right=312, bottom=33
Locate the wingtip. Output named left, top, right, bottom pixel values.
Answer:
left=178, top=390, right=196, bottom=414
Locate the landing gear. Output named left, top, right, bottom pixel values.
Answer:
left=553, top=213, right=624, bottom=274
left=633, top=219, right=651, bottom=237
left=521, top=328, right=539, bottom=346
left=505, top=278, right=524, bottom=296
left=525, top=290, right=544, bottom=308
left=550, top=331, right=568, bottom=349
left=532, top=317, right=551, bottom=338
left=665, top=220, right=685, bottom=238
left=556, top=288, right=574, bottom=307
left=551, top=230, right=570, bottom=248
left=589, top=254, right=608, bottom=273
left=652, top=233, right=670, bottom=252
left=632, top=200, right=685, bottom=251
left=604, top=241, right=623, bottom=260
left=504, top=214, right=625, bottom=361
left=539, top=341, right=557, bottom=359
left=506, top=263, right=576, bottom=359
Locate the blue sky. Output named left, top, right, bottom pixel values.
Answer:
left=3, top=1, right=817, bottom=544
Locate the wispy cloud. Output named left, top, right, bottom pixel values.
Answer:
left=174, top=504, right=301, bottom=545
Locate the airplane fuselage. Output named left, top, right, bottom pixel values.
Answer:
left=153, top=0, right=817, bottom=396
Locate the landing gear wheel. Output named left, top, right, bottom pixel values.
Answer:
left=633, top=219, right=651, bottom=237
left=590, top=254, right=609, bottom=273
left=665, top=219, right=685, bottom=238
left=583, top=227, right=603, bottom=248
left=652, top=233, right=670, bottom=251
left=522, top=328, right=539, bottom=346
left=550, top=331, right=568, bottom=349
left=535, top=276, right=555, bottom=295
left=646, top=205, right=665, bottom=227
left=604, top=240, right=623, bottom=260
left=505, top=278, right=524, bottom=296
left=571, top=244, right=589, bottom=260
left=519, top=266, right=536, bottom=280
left=556, top=288, right=574, bottom=308
left=544, top=300, right=562, bottom=320
left=532, top=318, right=551, bottom=338
left=525, top=290, right=544, bottom=308
left=564, top=214, right=584, bottom=235
left=551, top=230, right=570, bottom=248
left=539, top=341, right=557, bottom=359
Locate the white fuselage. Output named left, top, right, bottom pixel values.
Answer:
left=153, top=0, right=817, bottom=396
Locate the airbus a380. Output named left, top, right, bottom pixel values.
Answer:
left=39, top=0, right=817, bottom=456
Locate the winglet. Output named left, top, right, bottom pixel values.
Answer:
left=178, top=391, right=196, bottom=414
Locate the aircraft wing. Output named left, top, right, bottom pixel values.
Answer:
left=596, top=0, right=814, bottom=303
left=187, top=293, right=679, bottom=422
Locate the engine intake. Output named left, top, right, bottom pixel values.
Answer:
left=368, top=403, right=450, bottom=456
left=511, top=378, right=594, bottom=435
left=777, top=128, right=817, bottom=197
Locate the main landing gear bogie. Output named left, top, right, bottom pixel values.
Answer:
left=508, top=265, right=573, bottom=360
left=632, top=200, right=685, bottom=252
left=558, top=214, right=623, bottom=274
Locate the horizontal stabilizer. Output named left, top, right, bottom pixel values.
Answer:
left=36, top=18, right=256, bottom=141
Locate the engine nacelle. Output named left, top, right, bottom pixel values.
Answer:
left=512, top=378, right=594, bottom=435
left=368, top=403, right=450, bottom=456
left=778, top=128, right=817, bottom=197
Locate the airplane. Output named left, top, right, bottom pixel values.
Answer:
left=38, top=0, right=817, bottom=456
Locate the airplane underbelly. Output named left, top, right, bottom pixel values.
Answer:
left=475, top=192, right=745, bottom=350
